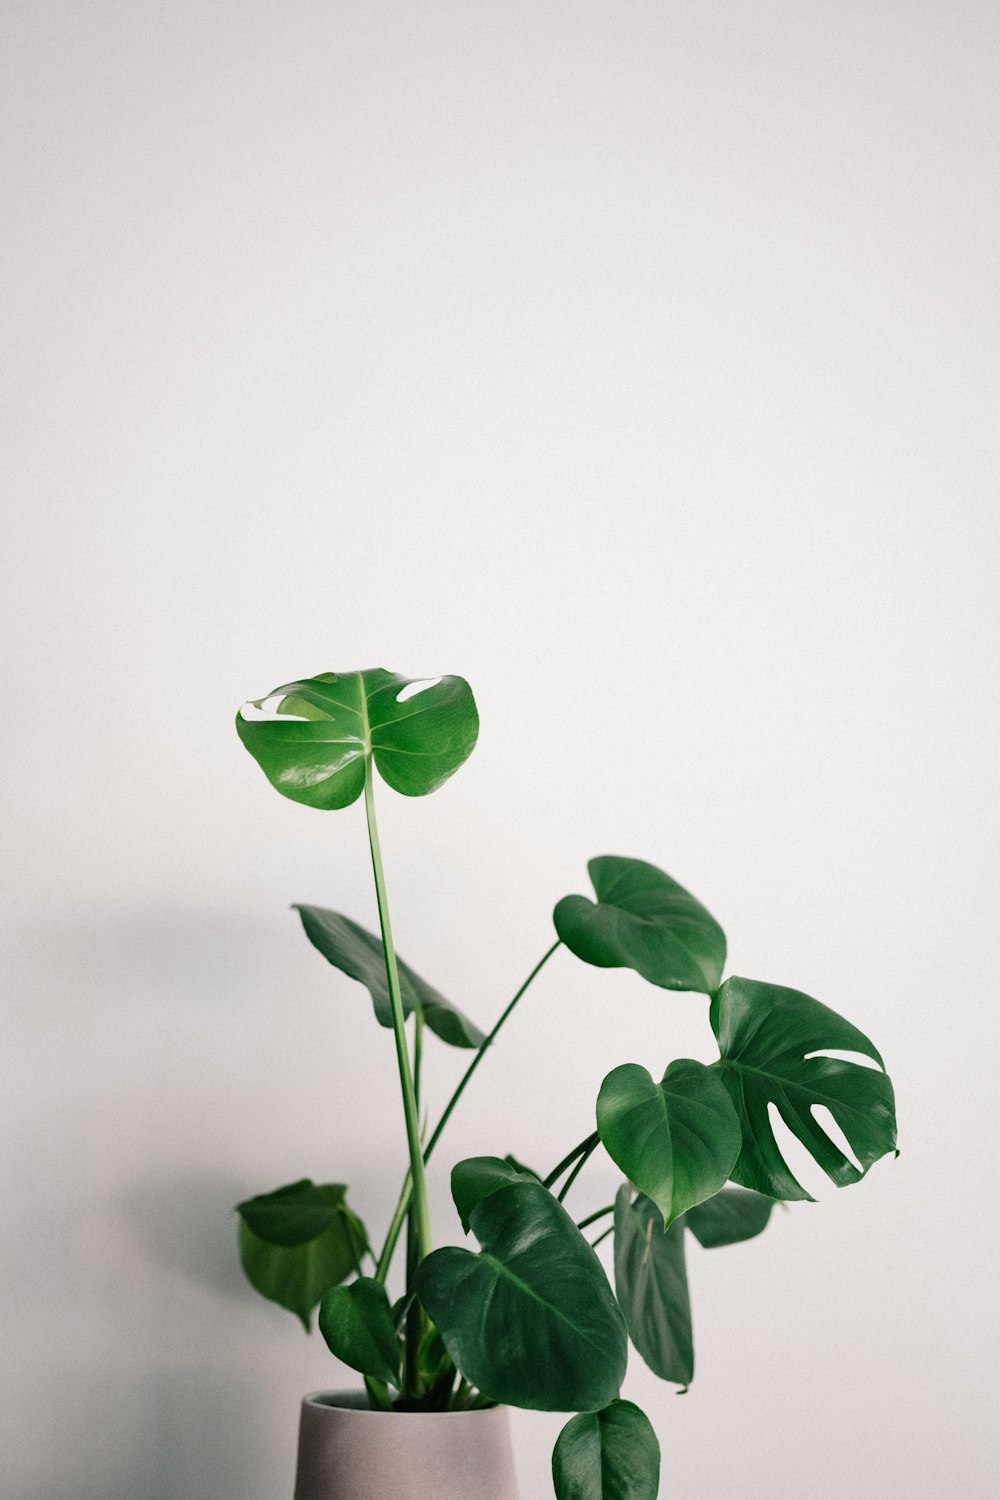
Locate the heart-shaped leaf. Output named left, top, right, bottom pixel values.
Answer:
left=684, top=1186, right=774, bottom=1248
left=597, top=1059, right=741, bottom=1229
left=614, top=1186, right=692, bottom=1388
left=236, top=669, right=479, bottom=809
left=319, top=1277, right=401, bottom=1386
left=554, top=857, right=726, bottom=994
left=710, top=977, right=898, bottom=1201
left=552, top=1399, right=661, bottom=1500
left=295, top=905, right=485, bottom=1048
left=236, top=1180, right=367, bottom=1330
left=415, top=1178, right=627, bottom=1412
left=451, top=1156, right=538, bottom=1232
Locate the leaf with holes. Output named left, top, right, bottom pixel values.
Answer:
left=236, top=668, right=479, bottom=808
left=710, top=977, right=897, bottom=1202
left=415, top=1178, right=627, bottom=1412
left=614, top=1186, right=692, bottom=1388
left=319, top=1277, right=401, bottom=1386
left=684, top=1186, right=774, bottom=1248
left=597, top=1059, right=741, bottom=1229
left=236, top=1181, right=367, bottom=1330
left=295, top=905, right=484, bottom=1048
left=552, top=1399, right=661, bottom=1500
left=554, top=856, right=726, bottom=994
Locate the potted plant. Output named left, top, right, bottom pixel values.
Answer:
left=233, top=668, right=897, bottom=1500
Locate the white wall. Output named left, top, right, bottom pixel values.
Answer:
left=2, top=3, right=997, bottom=1496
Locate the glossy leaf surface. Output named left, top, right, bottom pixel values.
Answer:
left=552, top=1400, right=661, bottom=1500
left=554, top=857, right=726, bottom=993
left=236, top=1179, right=354, bottom=1247
left=597, top=1060, right=741, bottom=1229
left=295, top=905, right=484, bottom=1047
left=451, top=1156, right=538, bottom=1232
left=415, top=1179, right=627, bottom=1412
left=238, top=1185, right=367, bottom=1332
left=711, top=977, right=897, bottom=1201
left=319, top=1276, right=401, bottom=1386
left=236, top=669, right=479, bottom=808
left=685, top=1186, right=774, bottom=1248
left=614, top=1186, right=692, bottom=1388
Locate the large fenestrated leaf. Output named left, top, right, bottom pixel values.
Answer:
left=685, top=1186, right=774, bottom=1248
left=237, top=1181, right=367, bottom=1332
left=596, top=1059, right=741, bottom=1229
left=319, top=1276, right=401, bottom=1386
left=614, top=1186, right=692, bottom=1388
left=295, top=905, right=484, bottom=1048
left=554, top=857, right=726, bottom=994
left=552, top=1400, right=661, bottom=1500
left=710, top=977, right=897, bottom=1202
left=415, top=1178, right=627, bottom=1413
left=236, top=669, right=479, bottom=808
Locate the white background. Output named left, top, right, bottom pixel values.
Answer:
left=2, top=3, right=997, bottom=1497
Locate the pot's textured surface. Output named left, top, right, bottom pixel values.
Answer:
left=292, top=1392, right=520, bottom=1500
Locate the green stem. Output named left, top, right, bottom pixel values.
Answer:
left=577, top=1204, right=614, bottom=1231
left=557, top=1133, right=600, bottom=1203
left=363, top=757, right=432, bottom=1267
left=591, top=1224, right=614, bottom=1251
left=373, top=939, right=562, bottom=1283
left=543, top=1130, right=600, bottom=1191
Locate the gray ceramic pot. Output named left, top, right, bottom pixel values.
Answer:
left=292, top=1391, right=520, bottom=1500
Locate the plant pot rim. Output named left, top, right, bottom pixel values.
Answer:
left=303, top=1390, right=506, bottom=1418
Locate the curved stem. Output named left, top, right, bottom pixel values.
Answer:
left=373, top=939, right=562, bottom=1283
left=543, top=1130, right=600, bottom=1191
left=557, top=1133, right=600, bottom=1203
left=591, top=1224, right=614, bottom=1251
left=577, top=1203, right=614, bottom=1231
left=363, top=758, right=432, bottom=1269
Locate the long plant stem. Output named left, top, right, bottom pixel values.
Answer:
left=577, top=1204, right=614, bottom=1231
left=363, top=758, right=432, bottom=1269
left=373, top=939, right=562, bottom=1283
left=557, top=1133, right=600, bottom=1203
left=543, top=1130, right=600, bottom=1191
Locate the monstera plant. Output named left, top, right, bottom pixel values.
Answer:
left=234, top=668, right=897, bottom=1500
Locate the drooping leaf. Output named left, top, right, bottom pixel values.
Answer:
left=319, top=1277, right=401, bottom=1386
left=415, top=1178, right=627, bottom=1412
left=451, top=1156, right=538, bottom=1232
left=554, top=857, right=726, bottom=994
left=614, top=1186, right=692, bottom=1388
left=236, top=1179, right=352, bottom=1247
left=552, top=1399, right=661, bottom=1500
left=596, top=1060, right=741, bottom=1229
left=710, top=977, right=897, bottom=1201
left=684, top=1186, right=774, bottom=1248
left=236, top=669, right=479, bottom=808
left=295, top=905, right=485, bottom=1048
left=236, top=1181, right=367, bottom=1330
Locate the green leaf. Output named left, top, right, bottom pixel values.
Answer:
left=552, top=1400, right=661, bottom=1500
left=236, top=1179, right=351, bottom=1247
left=684, top=1186, right=774, bottom=1248
left=554, top=857, right=726, bottom=994
left=236, top=669, right=479, bottom=809
left=451, top=1156, right=538, bottom=1232
left=614, top=1186, right=692, bottom=1388
left=319, top=1277, right=401, bottom=1386
left=415, top=1178, right=627, bottom=1412
left=710, top=977, right=898, bottom=1202
left=295, top=905, right=485, bottom=1048
left=596, top=1060, right=741, bottom=1229
left=237, top=1182, right=367, bottom=1330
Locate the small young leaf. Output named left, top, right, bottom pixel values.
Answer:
left=415, top=1180, right=627, bottom=1413
left=684, top=1186, right=773, bottom=1248
left=614, top=1186, right=692, bottom=1388
left=319, top=1277, right=401, bottom=1386
left=554, top=856, right=726, bottom=994
left=552, top=1400, right=661, bottom=1500
left=711, top=977, right=897, bottom=1201
left=596, top=1060, right=741, bottom=1229
left=295, top=905, right=485, bottom=1048
left=451, top=1156, right=539, bottom=1232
